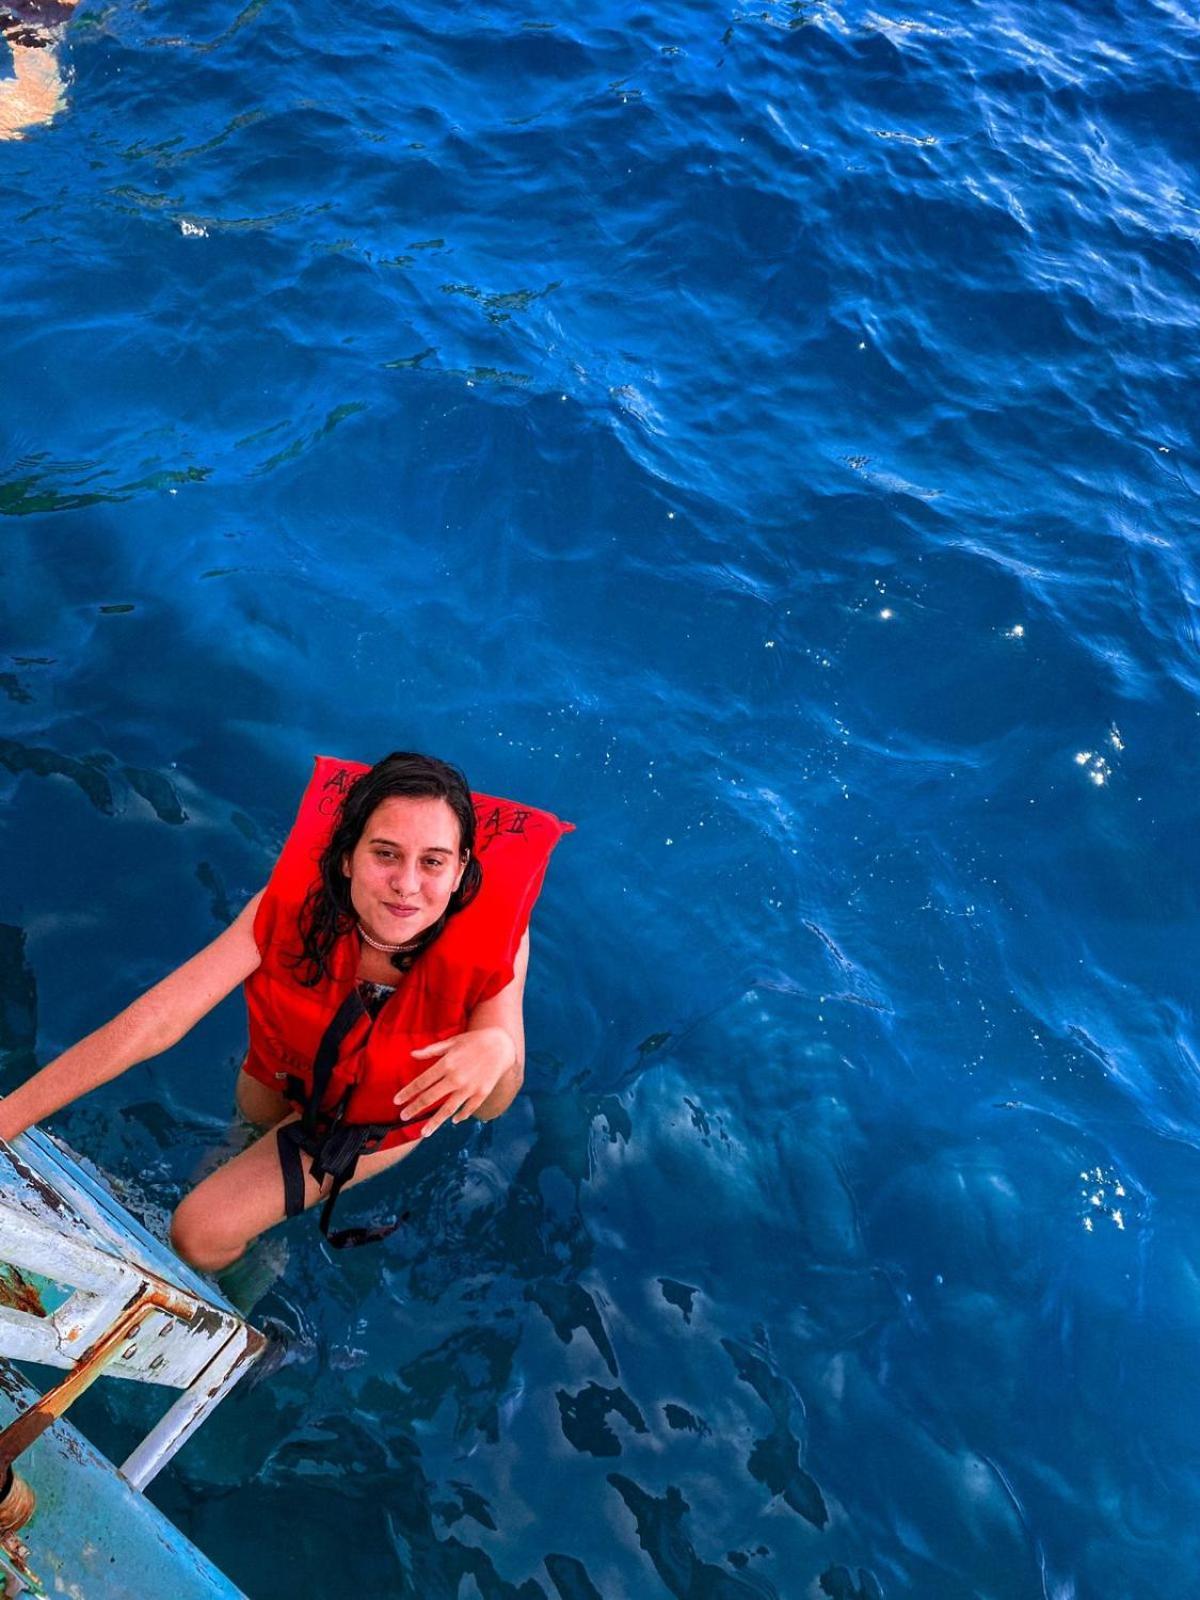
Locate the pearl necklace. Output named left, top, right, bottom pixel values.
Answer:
left=358, top=922, right=421, bottom=955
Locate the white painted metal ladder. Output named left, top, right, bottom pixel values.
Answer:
left=0, top=1125, right=263, bottom=1492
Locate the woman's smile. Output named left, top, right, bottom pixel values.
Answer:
left=343, top=795, right=468, bottom=946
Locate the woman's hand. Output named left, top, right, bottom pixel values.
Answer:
left=394, top=1026, right=518, bottom=1138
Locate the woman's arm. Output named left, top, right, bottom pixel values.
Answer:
left=394, top=928, right=531, bottom=1135
left=0, top=41, right=66, bottom=140
left=0, top=891, right=265, bottom=1142
left=0, top=0, right=80, bottom=143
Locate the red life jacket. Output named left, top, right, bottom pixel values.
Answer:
left=243, top=756, right=572, bottom=1150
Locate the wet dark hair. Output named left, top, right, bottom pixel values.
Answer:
left=292, top=751, right=482, bottom=986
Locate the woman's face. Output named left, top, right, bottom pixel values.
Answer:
left=343, top=795, right=467, bottom=947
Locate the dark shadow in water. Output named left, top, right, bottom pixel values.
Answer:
left=663, top=1403, right=710, bottom=1437
left=608, top=1474, right=775, bottom=1600
left=170, top=1414, right=558, bottom=1598
left=1, top=738, right=191, bottom=829
left=556, top=1380, right=646, bottom=1457
left=0, top=925, right=36, bottom=1082
left=0, top=458, right=210, bottom=517
left=819, top=1566, right=884, bottom=1600
left=195, top=861, right=234, bottom=925
left=527, top=1280, right=618, bottom=1379
left=722, top=1335, right=828, bottom=1529
left=658, top=1277, right=698, bottom=1323
left=0, top=737, right=114, bottom=813
left=381, top=1431, right=550, bottom=1600
left=432, top=1479, right=497, bottom=1532
left=393, top=1323, right=522, bottom=1446
left=543, top=1552, right=604, bottom=1600
left=123, top=764, right=188, bottom=824
left=0, top=674, right=33, bottom=705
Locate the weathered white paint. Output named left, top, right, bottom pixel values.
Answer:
left=0, top=1126, right=263, bottom=1490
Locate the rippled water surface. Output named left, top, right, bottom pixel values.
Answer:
left=2, top=0, right=1199, bottom=1594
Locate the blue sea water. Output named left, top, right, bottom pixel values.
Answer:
left=2, top=0, right=1199, bottom=1593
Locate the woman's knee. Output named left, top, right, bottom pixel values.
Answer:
left=170, top=1191, right=247, bottom=1275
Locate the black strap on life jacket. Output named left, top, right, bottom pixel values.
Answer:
left=275, top=985, right=406, bottom=1249
left=276, top=1118, right=402, bottom=1248
left=301, top=986, right=370, bottom=1136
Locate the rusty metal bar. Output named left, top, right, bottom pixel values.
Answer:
left=0, top=1283, right=203, bottom=1478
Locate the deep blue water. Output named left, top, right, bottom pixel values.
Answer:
left=2, top=0, right=1199, bottom=1594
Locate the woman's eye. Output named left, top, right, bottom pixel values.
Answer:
left=422, top=858, right=444, bottom=870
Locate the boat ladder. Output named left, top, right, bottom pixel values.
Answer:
left=0, top=1125, right=263, bottom=1597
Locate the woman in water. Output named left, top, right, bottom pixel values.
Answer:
left=0, top=752, right=568, bottom=1273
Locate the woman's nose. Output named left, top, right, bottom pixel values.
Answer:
left=389, top=862, right=419, bottom=897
